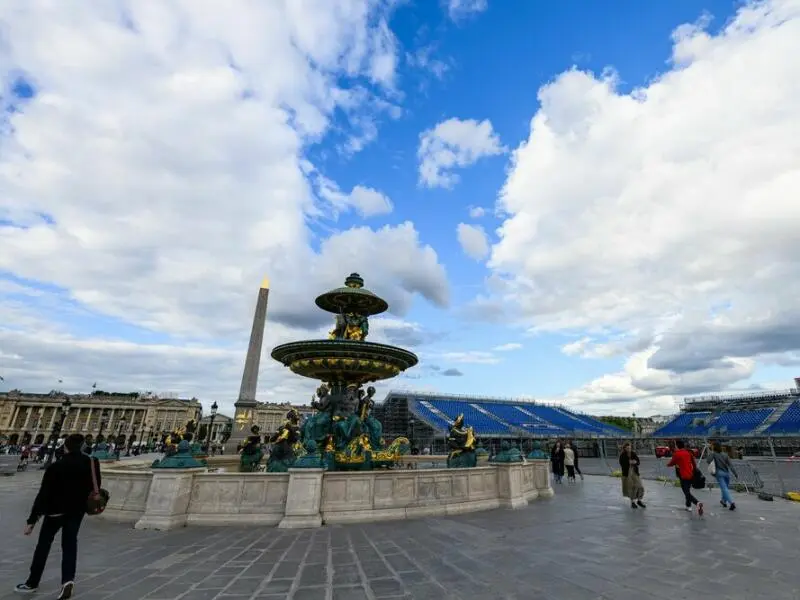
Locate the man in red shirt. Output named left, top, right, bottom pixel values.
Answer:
left=667, top=440, right=703, bottom=515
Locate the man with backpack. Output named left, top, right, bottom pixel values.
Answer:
left=15, top=433, right=101, bottom=599
left=667, top=439, right=704, bottom=516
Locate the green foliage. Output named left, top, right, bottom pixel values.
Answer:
left=597, top=416, right=635, bottom=431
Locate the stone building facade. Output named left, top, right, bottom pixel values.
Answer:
left=231, top=402, right=315, bottom=439
left=0, top=390, right=202, bottom=445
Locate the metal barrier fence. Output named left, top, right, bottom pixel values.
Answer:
left=576, top=456, right=800, bottom=498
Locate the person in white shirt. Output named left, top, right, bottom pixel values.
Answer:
left=564, top=444, right=576, bottom=482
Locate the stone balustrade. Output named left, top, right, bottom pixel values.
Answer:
left=99, top=460, right=554, bottom=530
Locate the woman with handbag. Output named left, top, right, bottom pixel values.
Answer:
left=619, top=443, right=646, bottom=509
left=706, top=441, right=738, bottom=511
left=15, top=433, right=107, bottom=600
left=667, top=440, right=704, bottom=516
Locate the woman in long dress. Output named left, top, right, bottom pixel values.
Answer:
left=619, top=442, right=646, bottom=509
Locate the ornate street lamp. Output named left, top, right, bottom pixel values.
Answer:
left=44, top=398, right=71, bottom=467
left=147, top=425, right=154, bottom=452
left=205, top=401, right=218, bottom=452
left=408, top=416, right=416, bottom=449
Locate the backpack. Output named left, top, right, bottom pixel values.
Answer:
left=86, top=458, right=110, bottom=516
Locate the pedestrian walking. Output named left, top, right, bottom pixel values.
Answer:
left=568, top=441, right=584, bottom=480
left=706, top=441, right=738, bottom=511
left=619, top=442, right=646, bottom=509
left=15, top=433, right=101, bottom=599
left=551, top=441, right=565, bottom=484
left=668, top=440, right=703, bottom=516
left=564, top=443, right=576, bottom=482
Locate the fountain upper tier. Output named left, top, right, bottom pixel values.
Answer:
left=271, top=273, right=418, bottom=384
left=314, top=272, right=388, bottom=316
left=270, top=339, right=418, bottom=384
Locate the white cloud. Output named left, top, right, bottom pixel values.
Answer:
left=488, top=0, right=800, bottom=403
left=418, top=117, right=504, bottom=188
left=446, top=0, right=488, bottom=22
left=493, top=342, right=522, bottom=352
left=0, top=2, right=451, bottom=397
left=440, top=350, right=499, bottom=364
left=406, top=45, right=450, bottom=79
left=456, top=223, right=489, bottom=260
left=316, top=173, right=394, bottom=217
left=468, top=206, right=486, bottom=218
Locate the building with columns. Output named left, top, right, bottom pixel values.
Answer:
left=0, top=390, right=202, bottom=446
left=230, top=402, right=315, bottom=439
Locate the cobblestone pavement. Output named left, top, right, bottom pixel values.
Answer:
left=1, top=471, right=799, bottom=599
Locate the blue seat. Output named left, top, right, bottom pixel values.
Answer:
left=766, top=401, right=800, bottom=434
left=653, top=412, right=712, bottom=437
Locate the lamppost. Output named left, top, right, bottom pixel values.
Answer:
left=408, top=416, right=416, bottom=449
left=137, top=420, right=146, bottom=455
left=44, top=398, right=71, bottom=467
left=117, top=416, right=127, bottom=458
left=147, top=426, right=154, bottom=452
left=205, top=401, right=218, bottom=452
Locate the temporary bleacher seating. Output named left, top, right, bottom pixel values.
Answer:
left=409, top=397, right=628, bottom=437
left=703, top=408, right=773, bottom=434
left=765, top=401, right=800, bottom=435
left=652, top=412, right=712, bottom=437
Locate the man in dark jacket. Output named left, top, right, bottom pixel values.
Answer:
left=15, top=433, right=99, bottom=599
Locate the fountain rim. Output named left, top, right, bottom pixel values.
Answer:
left=271, top=339, right=418, bottom=366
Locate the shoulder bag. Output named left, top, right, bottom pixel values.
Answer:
left=691, top=456, right=706, bottom=489
left=708, top=455, right=717, bottom=476
left=86, top=457, right=110, bottom=516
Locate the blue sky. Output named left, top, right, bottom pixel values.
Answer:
left=1, top=0, right=798, bottom=416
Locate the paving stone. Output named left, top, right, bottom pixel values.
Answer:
left=260, top=578, right=294, bottom=594
left=1, top=471, right=799, bottom=600
left=292, top=587, right=328, bottom=600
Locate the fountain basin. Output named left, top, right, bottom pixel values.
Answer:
left=271, top=340, right=418, bottom=384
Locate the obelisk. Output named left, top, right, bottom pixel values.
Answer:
left=226, top=277, right=269, bottom=453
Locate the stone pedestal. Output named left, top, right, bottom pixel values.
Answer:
left=134, top=468, right=204, bottom=530
left=532, top=459, right=555, bottom=498
left=495, top=463, right=528, bottom=509
left=278, top=468, right=324, bottom=529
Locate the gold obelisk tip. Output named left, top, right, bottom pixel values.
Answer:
left=260, top=276, right=270, bottom=289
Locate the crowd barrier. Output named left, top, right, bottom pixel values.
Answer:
left=576, top=455, right=800, bottom=499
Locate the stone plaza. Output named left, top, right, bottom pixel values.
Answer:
left=1, top=470, right=799, bottom=600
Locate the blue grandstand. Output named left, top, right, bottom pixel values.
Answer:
left=652, top=385, right=800, bottom=438
left=380, top=391, right=627, bottom=440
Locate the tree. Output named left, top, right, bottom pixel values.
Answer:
left=197, top=424, right=208, bottom=441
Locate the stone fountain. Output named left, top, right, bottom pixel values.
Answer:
left=270, top=273, right=418, bottom=470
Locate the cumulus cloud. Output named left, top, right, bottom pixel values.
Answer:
left=456, top=223, right=490, bottom=261
left=315, top=173, right=394, bottom=217
left=488, top=0, right=800, bottom=401
left=446, top=0, right=488, bottom=22
left=468, top=206, right=487, bottom=218
left=418, top=118, right=504, bottom=188
left=0, top=2, right=451, bottom=400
